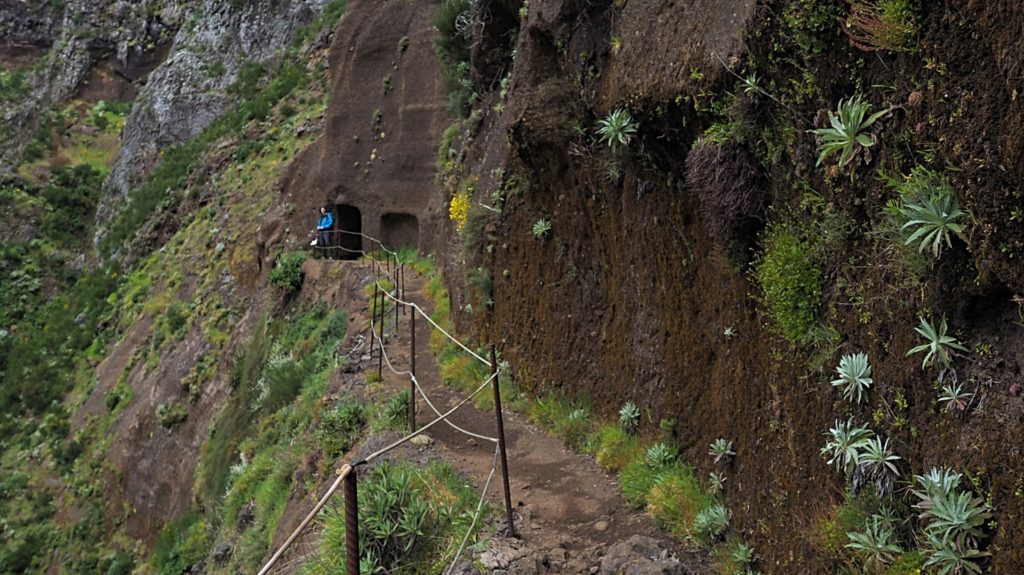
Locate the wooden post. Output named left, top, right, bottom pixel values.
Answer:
left=490, top=345, right=515, bottom=537
left=344, top=468, right=359, bottom=575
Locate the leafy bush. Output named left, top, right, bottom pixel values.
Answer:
left=831, top=352, right=873, bottom=404
left=156, top=401, right=189, bottom=428
left=912, top=468, right=992, bottom=575
left=645, top=463, right=715, bottom=540
left=907, top=315, right=967, bottom=371
left=318, top=400, right=366, bottom=458
left=809, top=95, right=888, bottom=170
left=435, top=0, right=474, bottom=116
left=596, top=109, right=638, bottom=150
left=317, top=461, right=479, bottom=573
left=376, top=390, right=411, bottom=431
left=754, top=218, right=822, bottom=344
left=268, top=250, right=307, bottom=292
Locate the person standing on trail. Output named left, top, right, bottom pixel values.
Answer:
left=317, top=206, right=334, bottom=258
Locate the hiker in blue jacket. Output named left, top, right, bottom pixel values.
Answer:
left=317, top=206, right=333, bottom=257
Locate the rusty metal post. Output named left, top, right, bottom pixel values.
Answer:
left=393, top=278, right=399, bottom=334
left=377, top=288, right=384, bottom=380
left=409, top=308, right=416, bottom=432
left=490, top=345, right=515, bottom=537
left=369, top=283, right=378, bottom=361
left=400, top=264, right=406, bottom=316
left=344, top=468, right=359, bottom=575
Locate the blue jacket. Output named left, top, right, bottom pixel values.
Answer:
left=318, top=212, right=334, bottom=230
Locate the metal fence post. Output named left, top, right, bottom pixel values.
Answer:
left=369, top=283, right=378, bottom=361
left=344, top=468, right=359, bottom=575
left=377, top=288, right=384, bottom=380
left=489, top=345, right=515, bottom=537
left=409, top=308, right=416, bottom=432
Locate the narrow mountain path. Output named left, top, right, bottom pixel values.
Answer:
left=369, top=267, right=710, bottom=573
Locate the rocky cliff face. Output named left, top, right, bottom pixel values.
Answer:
left=101, top=0, right=328, bottom=225
left=439, top=0, right=1024, bottom=571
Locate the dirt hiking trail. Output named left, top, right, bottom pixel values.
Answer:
left=357, top=262, right=710, bottom=574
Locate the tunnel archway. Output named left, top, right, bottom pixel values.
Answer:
left=333, top=204, right=362, bottom=259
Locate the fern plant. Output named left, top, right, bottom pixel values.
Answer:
left=831, top=352, right=873, bottom=404
left=900, top=189, right=965, bottom=258
left=821, top=419, right=874, bottom=476
left=596, top=108, right=638, bottom=150
left=907, top=315, right=968, bottom=371
left=809, top=94, right=889, bottom=169
left=845, top=515, right=903, bottom=570
left=709, top=438, right=735, bottom=465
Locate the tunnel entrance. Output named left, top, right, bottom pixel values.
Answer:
left=381, top=212, right=419, bottom=250
left=333, top=204, right=362, bottom=259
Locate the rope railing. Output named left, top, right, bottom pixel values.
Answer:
left=256, top=229, right=514, bottom=575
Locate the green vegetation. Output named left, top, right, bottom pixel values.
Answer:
left=821, top=419, right=874, bottom=477
left=810, top=95, right=888, bottom=170
left=269, top=250, right=308, bottom=292
left=531, top=217, right=551, bottom=238
left=844, top=0, right=918, bottom=52
left=102, top=60, right=312, bottom=256
left=709, top=438, right=735, bottom=465
left=907, top=315, right=967, bottom=371
left=313, top=460, right=485, bottom=574
left=831, top=352, right=874, bottom=404
left=618, top=400, right=640, bottom=435
left=595, top=108, right=638, bottom=150
left=891, top=168, right=966, bottom=258
left=434, top=0, right=475, bottom=116
left=754, top=217, right=823, bottom=344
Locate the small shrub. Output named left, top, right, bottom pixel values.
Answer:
left=595, top=425, right=637, bottom=471
left=708, top=471, right=726, bottom=495
left=596, top=108, right=638, bottom=150
left=809, top=95, right=888, bottom=170
left=376, top=390, right=411, bottom=430
left=843, top=0, right=918, bottom=52
left=755, top=218, right=822, bottom=344
left=268, top=251, right=307, bottom=292
left=620, top=460, right=658, bottom=508
left=831, top=352, right=873, bottom=404
left=646, top=464, right=714, bottom=539
left=618, top=401, right=640, bottom=435
left=156, top=402, right=189, bottom=428
left=317, top=400, right=366, bottom=458
left=906, top=315, right=967, bottom=371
